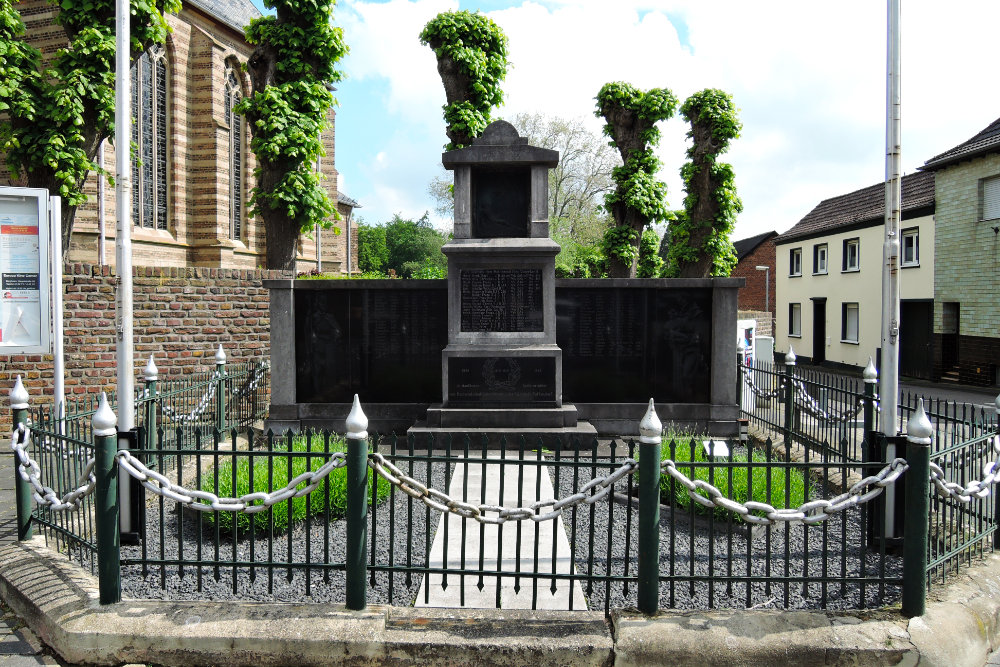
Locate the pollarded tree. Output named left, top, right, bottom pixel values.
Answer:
left=420, top=10, right=508, bottom=150
left=595, top=82, right=678, bottom=278
left=0, top=0, right=179, bottom=253
left=664, top=89, right=742, bottom=278
left=240, top=0, right=347, bottom=270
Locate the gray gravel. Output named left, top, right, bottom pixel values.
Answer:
left=121, top=447, right=902, bottom=611
left=121, top=458, right=450, bottom=606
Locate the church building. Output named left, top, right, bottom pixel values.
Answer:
left=4, top=0, right=358, bottom=272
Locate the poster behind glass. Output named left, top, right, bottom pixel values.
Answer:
left=0, top=187, right=50, bottom=354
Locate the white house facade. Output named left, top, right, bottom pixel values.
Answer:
left=774, top=171, right=936, bottom=376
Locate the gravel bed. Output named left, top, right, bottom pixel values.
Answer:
left=122, top=450, right=902, bottom=611
left=555, top=458, right=903, bottom=612
left=121, top=458, right=450, bottom=606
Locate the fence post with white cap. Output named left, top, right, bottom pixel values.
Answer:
left=93, top=392, right=121, bottom=604
left=345, top=394, right=369, bottom=611
left=10, top=376, right=32, bottom=541
left=902, top=398, right=932, bottom=618
left=214, top=344, right=227, bottom=433
left=638, top=398, right=662, bottom=615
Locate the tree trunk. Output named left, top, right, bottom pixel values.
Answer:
left=674, top=120, right=718, bottom=278
left=246, top=41, right=299, bottom=271
left=435, top=54, right=474, bottom=148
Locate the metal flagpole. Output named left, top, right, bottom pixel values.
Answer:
left=880, top=0, right=902, bottom=536
left=115, top=0, right=135, bottom=533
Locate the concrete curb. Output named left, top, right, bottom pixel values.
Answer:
left=1, top=536, right=998, bottom=666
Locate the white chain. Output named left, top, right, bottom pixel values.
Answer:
left=115, top=449, right=347, bottom=512
left=159, top=380, right=218, bottom=424
left=741, top=371, right=783, bottom=400
left=9, top=425, right=96, bottom=511
left=792, top=379, right=865, bottom=424
left=10, top=424, right=1000, bottom=518
left=928, top=436, right=1000, bottom=503
left=660, top=457, right=910, bottom=526
left=368, top=452, right=638, bottom=525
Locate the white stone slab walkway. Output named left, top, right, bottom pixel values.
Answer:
left=415, top=454, right=586, bottom=610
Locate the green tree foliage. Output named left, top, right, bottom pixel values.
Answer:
left=357, top=214, right=448, bottom=279
left=420, top=10, right=508, bottom=149
left=356, top=222, right=387, bottom=273
left=0, top=0, right=179, bottom=252
left=664, top=89, right=742, bottom=278
left=637, top=228, right=663, bottom=278
left=239, top=0, right=347, bottom=270
left=595, top=82, right=678, bottom=277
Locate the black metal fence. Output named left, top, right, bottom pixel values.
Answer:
left=109, top=428, right=908, bottom=612
left=9, top=363, right=998, bottom=618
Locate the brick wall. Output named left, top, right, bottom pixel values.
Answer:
left=731, top=238, right=776, bottom=314
left=0, top=264, right=282, bottom=431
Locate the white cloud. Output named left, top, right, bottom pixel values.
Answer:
left=337, top=0, right=1000, bottom=240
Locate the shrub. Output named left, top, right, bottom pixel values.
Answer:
left=200, top=434, right=390, bottom=534
left=658, top=437, right=807, bottom=522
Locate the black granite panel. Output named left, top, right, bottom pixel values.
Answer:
left=471, top=168, right=529, bottom=238
left=295, top=288, right=446, bottom=403
left=557, top=287, right=712, bottom=403
left=460, top=268, right=543, bottom=332
left=448, top=356, right=556, bottom=406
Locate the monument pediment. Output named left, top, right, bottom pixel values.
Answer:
left=442, top=121, right=558, bottom=168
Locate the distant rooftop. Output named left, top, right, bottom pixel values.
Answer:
left=733, top=231, right=777, bottom=261
left=185, top=0, right=261, bottom=34
left=923, top=116, right=1000, bottom=171
left=776, top=171, right=935, bottom=244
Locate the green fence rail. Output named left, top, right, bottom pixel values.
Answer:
left=10, top=382, right=999, bottom=617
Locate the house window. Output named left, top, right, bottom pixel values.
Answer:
left=841, top=302, right=859, bottom=343
left=813, top=243, right=828, bottom=274
left=980, top=175, right=1000, bottom=221
left=225, top=68, right=245, bottom=241
left=789, top=248, right=802, bottom=276
left=788, top=303, right=801, bottom=337
left=901, top=228, right=919, bottom=267
left=842, top=238, right=860, bottom=271
left=131, top=45, right=168, bottom=230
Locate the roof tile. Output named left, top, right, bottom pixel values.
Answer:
left=775, top=171, right=934, bottom=244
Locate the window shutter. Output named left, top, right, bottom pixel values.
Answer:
left=983, top=176, right=1000, bottom=220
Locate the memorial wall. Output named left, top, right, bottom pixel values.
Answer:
left=292, top=280, right=715, bottom=406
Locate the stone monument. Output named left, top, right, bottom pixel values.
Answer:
left=410, top=121, right=597, bottom=441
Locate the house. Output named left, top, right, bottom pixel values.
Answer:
left=731, top=230, right=777, bottom=336
left=922, top=117, right=1000, bottom=386
left=2, top=0, right=358, bottom=273
left=773, top=171, right=935, bottom=377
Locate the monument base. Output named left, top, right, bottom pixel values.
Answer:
left=406, top=420, right=598, bottom=449
left=424, top=403, right=580, bottom=428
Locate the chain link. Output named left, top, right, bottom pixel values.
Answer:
left=9, top=424, right=96, bottom=511
left=741, top=371, right=783, bottom=400
left=368, top=452, right=638, bottom=525
left=791, top=379, right=865, bottom=424
left=660, top=457, right=910, bottom=526
left=928, top=436, right=1000, bottom=503
left=10, top=422, right=1000, bottom=521
left=115, top=449, right=347, bottom=512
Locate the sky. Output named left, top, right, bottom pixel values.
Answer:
left=250, top=0, right=1000, bottom=241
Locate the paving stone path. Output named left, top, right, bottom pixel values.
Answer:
left=416, top=453, right=586, bottom=610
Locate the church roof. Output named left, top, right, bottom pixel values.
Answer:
left=185, top=0, right=262, bottom=33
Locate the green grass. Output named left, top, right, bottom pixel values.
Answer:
left=200, top=434, right=390, bottom=534
left=656, top=436, right=808, bottom=523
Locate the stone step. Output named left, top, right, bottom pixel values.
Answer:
left=424, top=404, right=580, bottom=428
left=406, top=421, right=598, bottom=449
